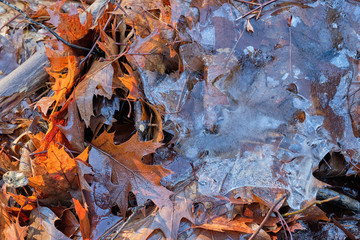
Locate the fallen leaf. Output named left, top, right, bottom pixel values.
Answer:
left=58, top=98, right=85, bottom=152
left=30, top=144, right=77, bottom=201
left=35, top=97, right=55, bottom=115
left=118, top=191, right=194, bottom=239
left=194, top=215, right=254, bottom=233
left=45, top=49, right=79, bottom=107
left=246, top=19, right=254, bottom=33
left=75, top=60, right=114, bottom=127
left=28, top=206, right=70, bottom=240
left=118, top=63, right=141, bottom=100
left=73, top=198, right=91, bottom=240
left=90, top=132, right=173, bottom=216
left=126, top=28, right=178, bottom=74
left=47, top=6, right=93, bottom=43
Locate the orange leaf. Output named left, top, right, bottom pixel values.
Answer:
left=119, top=63, right=140, bottom=100
left=31, top=144, right=77, bottom=199
left=45, top=49, right=79, bottom=107
left=73, top=199, right=90, bottom=240
left=47, top=7, right=93, bottom=42
left=194, top=215, right=254, bottom=233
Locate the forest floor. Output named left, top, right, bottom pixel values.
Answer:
left=0, top=0, right=360, bottom=239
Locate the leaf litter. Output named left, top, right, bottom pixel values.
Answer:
left=1, top=0, right=360, bottom=239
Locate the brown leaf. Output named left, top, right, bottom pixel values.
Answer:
left=75, top=148, right=93, bottom=192
left=126, top=28, right=178, bottom=74
left=75, top=61, right=114, bottom=127
left=118, top=191, right=194, bottom=239
left=58, top=99, right=85, bottom=152
left=246, top=19, right=254, bottom=33
left=90, top=132, right=173, bottom=216
left=28, top=206, right=70, bottom=240
left=0, top=188, right=28, bottom=240
left=118, top=63, right=141, bottom=100
left=194, top=215, right=254, bottom=233
left=35, top=97, right=55, bottom=115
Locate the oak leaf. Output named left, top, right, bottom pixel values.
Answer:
left=89, top=132, right=173, bottom=216
left=47, top=5, right=93, bottom=43
left=29, top=143, right=78, bottom=201
left=118, top=191, right=194, bottom=239
left=45, top=49, right=79, bottom=107
left=75, top=61, right=114, bottom=127
left=28, top=206, right=70, bottom=240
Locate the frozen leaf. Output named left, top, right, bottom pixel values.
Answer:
left=117, top=191, right=194, bottom=240
left=90, top=132, right=173, bottom=216
left=75, top=148, right=93, bottom=192
left=28, top=206, right=70, bottom=240
left=75, top=61, right=114, bottom=127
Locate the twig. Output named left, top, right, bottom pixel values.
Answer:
left=234, top=0, right=261, bottom=6
left=0, top=0, right=90, bottom=51
left=0, top=12, right=20, bottom=31
left=236, top=0, right=277, bottom=21
left=80, top=0, right=122, bottom=64
left=249, top=193, right=288, bottom=240
left=331, top=216, right=356, bottom=240
left=275, top=209, right=293, bottom=240
left=282, top=196, right=339, bottom=217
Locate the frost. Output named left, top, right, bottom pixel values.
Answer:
left=331, top=52, right=349, bottom=68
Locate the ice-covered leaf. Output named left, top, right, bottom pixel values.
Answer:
left=89, top=132, right=173, bottom=216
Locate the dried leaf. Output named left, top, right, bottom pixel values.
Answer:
left=45, top=50, right=79, bottom=107
left=246, top=19, right=254, bottom=33
left=30, top=144, right=77, bottom=200
left=73, top=198, right=91, bottom=240
left=58, top=99, right=85, bottom=152
left=47, top=7, right=93, bottom=43
left=119, top=63, right=141, bottom=100
left=194, top=215, right=254, bottom=233
left=75, top=61, right=114, bottom=127
left=28, top=206, right=70, bottom=240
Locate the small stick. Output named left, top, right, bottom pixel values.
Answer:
left=331, top=216, right=356, bottom=240
left=236, top=0, right=277, bottom=21
left=249, top=193, right=288, bottom=240
left=0, top=0, right=90, bottom=51
left=282, top=196, right=339, bottom=217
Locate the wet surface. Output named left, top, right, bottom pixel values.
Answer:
left=139, top=0, right=360, bottom=209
